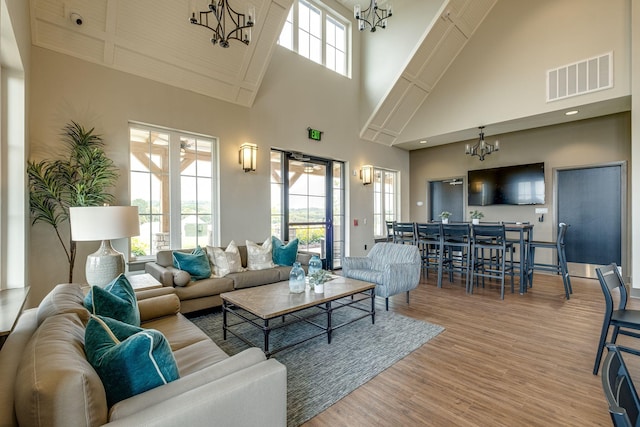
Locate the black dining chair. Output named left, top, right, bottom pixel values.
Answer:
left=528, top=223, right=572, bottom=299
left=385, top=221, right=394, bottom=242
left=441, top=223, right=472, bottom=291
left=470, top=224, right=514, bottom=299
left=593, top=263, right=640, bottom=375
left=601, top=343, right=640, bottom=426
left=393, top=222, right=416, bottom=245
left=415, top=223, right=444, bottom=287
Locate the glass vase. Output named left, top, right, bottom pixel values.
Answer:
left=289, top=262, right=306, bottom=293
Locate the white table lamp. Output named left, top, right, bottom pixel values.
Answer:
left=69, top=206, right=140, bottom=287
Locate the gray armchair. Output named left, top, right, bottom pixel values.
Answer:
left=342, top=242, right=421, bottom=310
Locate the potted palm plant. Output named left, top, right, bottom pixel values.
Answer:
left=27, top=121, right=119, bottom=283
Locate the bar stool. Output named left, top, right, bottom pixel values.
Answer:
left=415, top=223, right=444, bottom=287
left=393, top=222, right=416, bottom=245
left=470, top=224, right=514, bottom=299
left=527, top=223, right=572, bottom=299
left=442, top=223, right=472, bottom=291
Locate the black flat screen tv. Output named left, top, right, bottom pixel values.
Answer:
left=468, top=162, right=545, bottom=206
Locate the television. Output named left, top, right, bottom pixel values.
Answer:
left=468, top=162, right=545, bottom=206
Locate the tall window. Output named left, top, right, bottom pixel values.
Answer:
left=373, top=168, right=398, bottom=238
left=278, top=0, right=349, bottom=77
left=129, top=123, right=218, bottom=258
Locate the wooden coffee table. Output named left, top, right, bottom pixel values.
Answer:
left=221, top=276, right=376, bottom=357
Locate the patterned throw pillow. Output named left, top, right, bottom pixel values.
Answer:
left=272, top=236, right=299, bottom=266
left=172, top=246, right=211, bottom=280
left=246, top=238, right=276, bottom=271
left=85, top=315, right=179, bottom=407
left=84, top=274, right=140, bottom=327
left=206, top=240, right=245, bottom=277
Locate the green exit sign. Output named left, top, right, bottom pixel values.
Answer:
left=307, top=127, right=322, bottom=141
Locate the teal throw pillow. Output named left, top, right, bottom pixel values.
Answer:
left=84, top=274, right=140, bottom=327
left=172, top=246, right=211, bottom=280
left=85, top=315, right=179, bottom=407
left=272, top=237, right=299, bottom=266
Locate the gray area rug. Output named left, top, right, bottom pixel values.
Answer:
left=190, top=303, right=444, bottom=427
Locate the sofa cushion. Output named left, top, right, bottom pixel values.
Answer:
left=85, top=315, right=180, bottom=407
left=36, top=283, right=90, bottom=327
left=172, top=276, right=234, bottom=301
left=84, top=274, right=141, bottom=327
left=272, top=237, right=299, bottom=266
left=15, top=313, right=108, bottom=427
left=246, top=238, right=276, bottom=270
left=206, top=241, right=245, bottom=277
left=173, top=246, right=211, bottom=280
left=228, top=269, right=282, bottom=289
left=143, top=312, right=212, bottom=352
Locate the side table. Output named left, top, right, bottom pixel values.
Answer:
left=0, top=286, right=30, bottom=349
left=126, top=273, right=163, bottom=292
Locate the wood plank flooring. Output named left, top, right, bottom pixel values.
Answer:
left=301, top=271, right=631, bottom=426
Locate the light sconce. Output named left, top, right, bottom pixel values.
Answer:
left=239, top=143, right=257, bottom=172
left=360, top=165, right=373, bottom=185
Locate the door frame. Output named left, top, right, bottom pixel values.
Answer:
left=553, top=161, right=627, bottom=279
left=427, top=176, right=466, bottom=222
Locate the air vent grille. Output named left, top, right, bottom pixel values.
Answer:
left=547, top=52, right=613, bottom=102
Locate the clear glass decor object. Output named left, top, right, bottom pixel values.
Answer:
left=289, top=262, right=306, bottom=293
left=308, top=255, right=322, bottom=276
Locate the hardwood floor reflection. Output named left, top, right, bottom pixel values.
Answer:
left=301, top=271, right=628, bottom=426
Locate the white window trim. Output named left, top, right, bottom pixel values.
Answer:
left=129, top=122, right=220, bottom=259
left=373, top=167, right=399, bottom=239
left=278, top=0, right=352, bottom=78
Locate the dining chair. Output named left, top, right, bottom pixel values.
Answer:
left=601, top=343, right=640, bottom=426
left=415, top=222, right=444, bottom=287
left=527, top=223, right=572, bottom=299
left=470, top=224, right=514, bottom=299
left=393, top=222, right=416, bottom=245
left=385, top=221, right=394, bottom=242
left=441, top=223, right=472, bottom=291
left=593, top=263, right=640, bottom=375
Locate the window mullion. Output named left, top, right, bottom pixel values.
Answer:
left=169, top=130, right=182, bottom=249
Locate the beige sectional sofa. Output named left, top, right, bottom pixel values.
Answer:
left=145, top=245, right=311, bottom=313
left=0, top=284, right=287, bottom=427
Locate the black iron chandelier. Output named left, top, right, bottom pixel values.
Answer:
left=354, top=0, right=393, bottom=32
left=190, top=0, right=255, bottom=48
left=465, top=126, right=499, bottom=161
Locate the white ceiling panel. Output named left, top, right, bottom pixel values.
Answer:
left=31, top=0, right=293, bottom=107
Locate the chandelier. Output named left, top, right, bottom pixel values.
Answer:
left=190, top=1, right=255, bottom=48
left=354, top=0, right=393, bottom=32
left=465, top=126, right=499, bottom=161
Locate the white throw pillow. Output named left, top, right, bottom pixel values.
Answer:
left=246, top=238, right=276, bottom=271
left=206, top=241, right=245, bottom=277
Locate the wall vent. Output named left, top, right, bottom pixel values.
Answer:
left=547, top=52, right=613, bottom=102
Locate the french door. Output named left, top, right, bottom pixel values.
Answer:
left=270, top=151, right=344, bottom=270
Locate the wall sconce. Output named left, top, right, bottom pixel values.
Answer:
left=239, top=143, right=257, bottom=172
left=360, top=165, right=373, bottom=185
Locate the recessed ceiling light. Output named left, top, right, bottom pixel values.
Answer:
left=419, top=140, right=427, bottom=144
left=565, top=110, right=579, bottom=116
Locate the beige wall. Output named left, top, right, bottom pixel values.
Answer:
left=410, top=112, right=631, bottom=267
left=400, top=0, right=631, bottom=142
left=27, top=45, right=410, bottom=306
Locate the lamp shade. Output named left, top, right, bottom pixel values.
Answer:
left=69, top=206, right=140, bottom=241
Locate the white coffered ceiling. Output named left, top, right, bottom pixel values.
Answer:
left=30, top=0, right=294, bottom=107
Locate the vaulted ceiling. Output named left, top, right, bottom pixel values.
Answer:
left=30, top=0, right=294, bottom=107
left=32, top=0, right=609, bottom=152
left=31, top=0, right=497, bottom=149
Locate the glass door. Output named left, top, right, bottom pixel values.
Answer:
left=270, top=151, right=344, bottom=270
